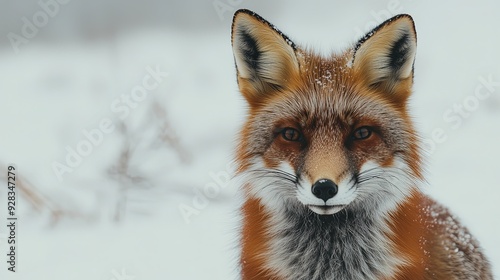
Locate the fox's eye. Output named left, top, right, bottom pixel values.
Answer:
left=352, top=127, right=372, bottom=140
left=281, top=128, right=301, bottom=141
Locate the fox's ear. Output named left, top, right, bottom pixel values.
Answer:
left=351, top=14, right=416, bottom=99
left=231, top=9, right=300, bottom=105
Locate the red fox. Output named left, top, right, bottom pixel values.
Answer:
left=231, top=9, right=493, bottom=280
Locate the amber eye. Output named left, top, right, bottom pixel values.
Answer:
left=352, top=126, right=372, bottom=140
left=281, top=127, right=301, bottom=141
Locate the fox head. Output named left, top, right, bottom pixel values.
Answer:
left=231, top=10, right=422, bottom=217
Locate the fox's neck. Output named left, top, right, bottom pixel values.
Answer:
left=240, top=196, right=414, bottom=280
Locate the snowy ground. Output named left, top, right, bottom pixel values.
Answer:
left=0, top=1, right=499, bottom=279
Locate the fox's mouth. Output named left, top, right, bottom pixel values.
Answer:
left=307, top=204, right=346, bottom=215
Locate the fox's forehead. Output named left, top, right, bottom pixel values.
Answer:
left=261, top=57, right=399, bottom=128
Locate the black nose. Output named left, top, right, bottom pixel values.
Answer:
left=312, top=179, right=338, bottom=202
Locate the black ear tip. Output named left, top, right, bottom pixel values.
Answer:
left=391, top=14, right=416, bottom=37
left=393, top=14, right=414, bottom=22
left=232, top=9, right=260, bottom=38
left=232, top=9, right=274, bottom=30
left=231, top=9, right=297, bottom=51
left=354, top=13, right=416, bottom=53
left=232, top=9, right=262, bottom=25
left=381, top=14, right=415, bottom=29
left=234, top=9, right=257, bottom=17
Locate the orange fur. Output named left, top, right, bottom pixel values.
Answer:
left=240, top=196, right=282, bottom=280
left=389, top=191, right=428, bottom=279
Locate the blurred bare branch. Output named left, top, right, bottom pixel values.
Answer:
left=152, top=101, right=191, bottom=164
left=105, top=98, right=191, bottom=222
